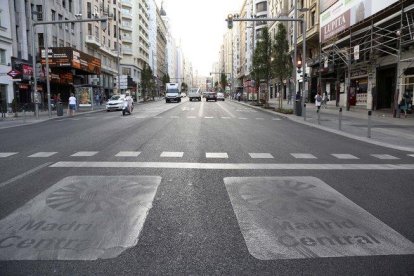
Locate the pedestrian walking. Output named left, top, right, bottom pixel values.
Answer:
left=287, top=91, right=292, bottom=105
left=68, top=93, right=77, bottom=116
left=400, top=91, right=411, bottom=118
left=321, top=91, right=329, bottom=109
left=315, top=92, right=322, bottom=112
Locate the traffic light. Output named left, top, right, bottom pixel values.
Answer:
left=227, top=14, right=233, bottom=29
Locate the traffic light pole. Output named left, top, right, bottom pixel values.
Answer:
left=227, top=17, right=307, bottom=116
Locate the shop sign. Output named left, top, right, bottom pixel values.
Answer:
left=354, top=45, right=360, bottom=60
left=351, top=69, right=367, bottom=78
left=19, top=84, right=30, bottom=89
left=321, top=10, right=350, bottom=42
left=7, top=69, right=21, bottom=78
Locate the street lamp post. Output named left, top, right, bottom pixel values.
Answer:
left=30, top=16, right=111, bottom=118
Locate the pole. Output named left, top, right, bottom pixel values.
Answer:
left=339, top=107, right=342, bottom=130
left=43, top=0, right=51, bottom=118
left=117, top=23, right=121, bottom=94
left=301, top=19, right=307, bottom=117
left=30, top=11, right=38, bottom=118
left=293, top=1, right=298, bottom=115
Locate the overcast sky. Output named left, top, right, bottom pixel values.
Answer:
left=155, top=0, right=243, bottom=77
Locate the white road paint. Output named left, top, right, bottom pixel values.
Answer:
left=71, top=151, right=98, bottom=157
left=291, top=153, right=317, bottom=159
left=115, top=151, right=141, bottom=157
left=216, top=102, right=236, bottom=118
left=331, top=154, right=359, bottom=159
left=0, top=162, right=53, bottom=188
left=187, top=116, right=197, bottom=119
left=272, top=118, right=282, bottom=121
left=49, top=162, right=414, bottom=170
left=0, top=152, right=18, bottom=158
left=249, top=153, right=274, bottom=159
left=0, top=176, right=161, bottom=260
left=224, top=176, right=414, bottom=259
left=409, top=154, right=414, bottom=157
left=198, top=101, right=204, bottom=117
left=28, top=152, right=58, bottom=158
left=206, top=152, right=229, bottom=159
left=371, top=154, right=399, bottom=160
left=160, top=152, right=184, bottom=158
left=204, top=116, right=214, bottom=119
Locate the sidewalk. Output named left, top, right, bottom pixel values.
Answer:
left=235, top=98, right=414, bottom=152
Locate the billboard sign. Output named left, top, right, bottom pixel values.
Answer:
left=320, top=0, right=399, bottom=43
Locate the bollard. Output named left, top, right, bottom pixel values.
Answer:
left=23, top=109, right=26, bottom=123
left=367, top=110, right=372, bottom=138
left=35, top=103, right=39, bottom=119
left=303, top=103, right=307, bottom=121
left=339, top=108, right=342, bottom=130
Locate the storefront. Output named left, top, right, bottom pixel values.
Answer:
left=11, top=57, right=33, bottom=106
left=40, top=47, right=101, bottom=104
left=350, top=69, right=368, bottom=106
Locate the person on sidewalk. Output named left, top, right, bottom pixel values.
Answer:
left=315, top=92, right=322, bottom=112
left=400, top=91, right=411, bottom=118
left=68, top=93, right=77, bottom=117
left=321, top=91, right=329, bottom=109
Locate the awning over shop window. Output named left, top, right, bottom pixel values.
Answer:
left=41, top=47, right=101, bottom=75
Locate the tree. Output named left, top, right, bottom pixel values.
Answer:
left=141, top=64, right=154, bottom=101
left=220, top=72, right=228, bottom=92
left=252, top=27, right=272, bottom=106
left=214, top=81, right=219, bottom=91
left=181, top=82, right=188, bottom=92
left=271, top=23, right=292, bottom=109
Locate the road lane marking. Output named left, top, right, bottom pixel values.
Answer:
left=0, top=152, right=18, bottom=158
left=409, top=154, right=414, bottom=157
left=216, top=102, right=236, bottom=118
left=115, top=151, right=141, bottom=157
left=371, top=154, right=399, bottom=160
left=0, top=162, right=53, bottom=188
left=0, top=176, right=161, bottom=260
left=71, top=151, right=98, bottom=157
left=204, top=116, right=214, bottom=119
left=198, top=101, right=204, bottom=117
left=272, top=118, right=282, bottom=120
left=255, top=118, right=265, bottom=120
left=249, top=153, right=274, bottom=159
left=49, top=162, right=414, bottom=170
left=160, top=152, right=184, bottom=158
left=224, top=176, right=414, bottom=260
left=187, top=116, right=197, bottom=119
left=291, top=153, right=317, bottom=159
left=238, top=117, right=248, bottom=120
left=221, top=117, right=231, bottom=119
left=206, top=152, right=229, bottom=159
left=28, top=152, right=58, bottom=158
left=331, top=154, right=359, bottom=159
left=153, top=116, right=162, bottom=119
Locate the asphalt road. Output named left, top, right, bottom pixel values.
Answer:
left=0, top=98, right=413, bottom=275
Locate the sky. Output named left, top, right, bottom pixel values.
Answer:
left=155, top=0, right=243, bottom=77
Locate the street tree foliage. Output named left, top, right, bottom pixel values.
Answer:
left=141, top=63, right=154, bottom=101
left=181, top=82, right=188, bottom=92
left=214, top=81, right=219, bottom=91
left=252, top=27, right=272, bottom=106
left=220, top=72, right=228, bottom=92
left=162, top=74, right=170, bottom=86
left=272, top=23, right=292, bottom=109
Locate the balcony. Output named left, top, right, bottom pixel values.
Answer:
left=122, top=48, right=133, bottom=55
left=121, top=0, right=132, bottom=8
left=100, top=43, right=119, bottom=58
left=122, top=36, right=133, bottom=43
left=120, top=24, right=132, bottom=31
left=121, top=11, right=133, bottom=19
left=85, top=35, right=100, bottom=48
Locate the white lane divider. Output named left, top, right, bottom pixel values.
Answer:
left=331, top=154, right=359, bottom=159
left=160, top=151, right=184, bottom=158
left=28, top=152, right=58, bottom=158
left=71, top=151, right=99, bottom=157
left=115, top=151, right=141, bottom=157
left=206, top=152, right=229, bottom=159
left=0, top=152, right=18, bottom=158
left=371, top=154, right=400, bottom=160
left=291, top=153, right=317, bottom=159
left=249, top=153, right=274, bottom=159
left=224, top=176, right=414, bottom=259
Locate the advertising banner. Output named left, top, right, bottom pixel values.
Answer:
left=320, top=0, right=399, bottom=43
left=76, top=87, right=93, bottom=107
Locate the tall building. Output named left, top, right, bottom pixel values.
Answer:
left=0, top=1, right=14, bottom=111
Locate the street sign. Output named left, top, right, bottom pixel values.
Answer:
left=7, top=70, right=21, bottom=78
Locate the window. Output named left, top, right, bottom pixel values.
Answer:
left=311, top=11, right=315, bottom=27
left=71, top=22, right=75, bottom=34
left=88, top=24, right=92, bottom=35
left=95, top=26, right=99, bottom=38
left=65, top=18, right=69, bottom=31
left=62, top=0, right=66, bottom=9
left=51, top=10, right=56, bottom=21
left=113, top=25, right=117, bottom=38
left=58, top=14, right=63, bottom=28
left=68, top=0, right=72, bottom=12
left=59, top=39, right=64, bottom=47
left=52, top=36, right=57, bottom=47
left=256, top=2, right=267, bottom=13
left=38, top=33, right=44, bottom=48
left=0, top=49, right=6, bottom=65
left=36, top=5, right=43, bottom=21
left=87, top=2, right=92, bottom=18
left=0, top=9, right=3, bottom=27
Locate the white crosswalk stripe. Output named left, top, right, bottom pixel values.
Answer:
left=206, top=152, right=229, bottom=159
left=71, top=151, right=99, bottom=157
left=160, top=151, right=184, bottom=158
left=28, top=152, right=58, bottom=158
left=371, top=154, right=399, bottom=160
left=331, top=154, right=359, bottom=159
left=0, top=152, right=18, bottom=158
left=291, top=153, right=317, bottom=159
left=249, top=153, right=274, bottom=159
left=115, top=151, right=141, bottom=157
left=409, top=154, right=414, bottom=157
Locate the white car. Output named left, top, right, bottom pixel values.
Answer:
left=106, top=94, right=126, bottom=111
left=217, top=93, right=225, bottom=101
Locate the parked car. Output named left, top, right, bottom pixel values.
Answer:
left=217, top=93, right=225, bottom=101
left=106, top=94, right=126, bottom=111
left=205, top=92, right=217, bottom=102
left=188, top=87, right=202, bottom=101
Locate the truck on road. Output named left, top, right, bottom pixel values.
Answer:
left=165, top=83, right=181, bottom=103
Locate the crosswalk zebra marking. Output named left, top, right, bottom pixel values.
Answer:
left=204, top=116, right=214, bottom=119
left=160, top=151, right=184, bottom=158
left=115, top=151, right=141, bottom=157
left=331, top=154, right=359, bottom=159
left=0, top=152, right=18, bottom=158
left=206, top=152, right=229, bottom=159
left=371, top=154, right=399, bottom=160
left=71, top=151, right=98, bottom=157
left=28, top=152, right=58, bottom=158
left=291, top=153, right=317, bottom=159
left=249, top=153, right=274, bottom=159
left=409, top=154, right=414, bottom=158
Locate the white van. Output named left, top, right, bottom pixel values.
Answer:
left=165, top=83, right=181, bottom=103
left=188, top=87, right=202, bottom=101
